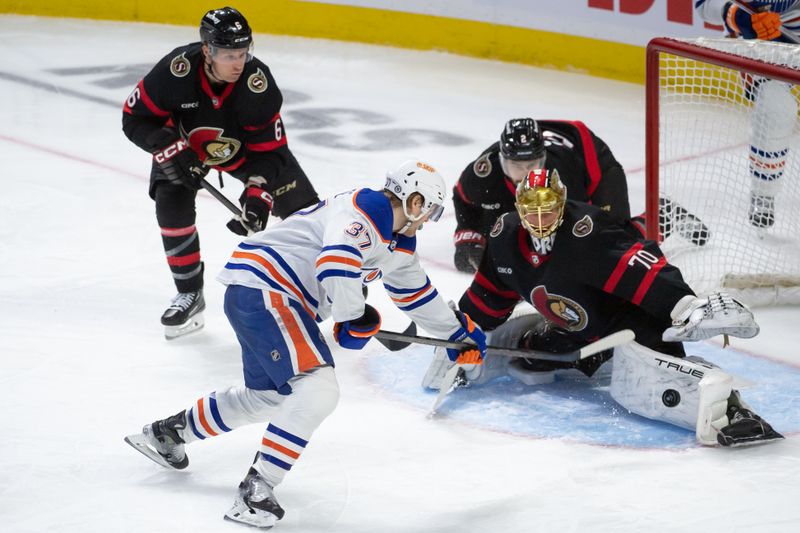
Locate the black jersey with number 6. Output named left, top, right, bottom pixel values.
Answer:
left=122, top=42, right=286, bottom=175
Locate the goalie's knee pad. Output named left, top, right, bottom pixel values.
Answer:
left=610, top=342, right=732, bottom=445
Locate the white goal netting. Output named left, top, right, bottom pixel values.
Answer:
left=650, top=37, right=800, bottom=306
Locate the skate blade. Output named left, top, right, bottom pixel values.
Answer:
left=124, top=433, right=174, bottom=469
left=224, top=499, right=278, bottom=529
left=164, top=313, right=205, bottom=340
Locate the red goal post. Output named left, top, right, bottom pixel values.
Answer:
left=645, top=37, right=800, bottom=307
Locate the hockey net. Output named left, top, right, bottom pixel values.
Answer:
left=646, top=37, right=800, bottom=307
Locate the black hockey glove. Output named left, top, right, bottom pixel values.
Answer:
left=152, top=139, right=209, bottom=190
left=453, top=229, right=486, bottom=273
left=226, top=186, right=273, bottom=236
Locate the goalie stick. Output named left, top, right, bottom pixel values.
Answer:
left=376, top=328, right=635, bottom=363
left=429, top=329, right=636, bottom=416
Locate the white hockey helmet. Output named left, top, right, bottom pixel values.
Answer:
left=384, top=159, right=446, bottom=223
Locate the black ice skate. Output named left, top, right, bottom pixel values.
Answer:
left=161, top=290, right=205, bottom=339
left=748, top=193, right=775, bottom=228
left=124, top=411, right=189, bottom=469
left=659, top=197, right=710, bottom=246
left=224, top=467, right=285, bottom=529
left=717, top=393, right=784, bottom=447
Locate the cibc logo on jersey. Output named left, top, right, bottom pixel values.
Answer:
left=530, top=285, right=588, bottom=331
left=182, top=126, right=241, bottom=166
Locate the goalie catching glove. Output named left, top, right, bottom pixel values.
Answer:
left=447, top=311, right=487, bottom=364
left=662, top=292, right=759, bottom=343
left=333, top=304, right=381, bottom=350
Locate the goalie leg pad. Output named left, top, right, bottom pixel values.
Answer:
left=610, top=342, right=733, bottom=445
left=421, top=347, right=491, bottom=390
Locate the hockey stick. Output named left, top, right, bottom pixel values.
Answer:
left=732, top=1, right=800, bottom=44
left=199, top=177, right=256, bottom=235
left=376, top=328, right=635, bottom=363
left=428, top=329, right=635, bottom=416
left=374, top=322, right=418, bottom=351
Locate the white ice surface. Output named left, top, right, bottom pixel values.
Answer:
left=1, top=16, right=799, bottom=533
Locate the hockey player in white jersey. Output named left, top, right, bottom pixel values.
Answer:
left=696, top=0, right=799, bottom=227
left=124, top=159, right=487, bottom=529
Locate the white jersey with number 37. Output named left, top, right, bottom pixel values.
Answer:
left=217, top=188, right=461, bottom=339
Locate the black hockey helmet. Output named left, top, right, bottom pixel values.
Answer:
left=500, top=118, right=545, bottom=161
left=200, top=7, right=253, bottom=49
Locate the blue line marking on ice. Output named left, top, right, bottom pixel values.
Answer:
left=367, top=342, right=800, bottom=449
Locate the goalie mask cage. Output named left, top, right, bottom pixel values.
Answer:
left=646, top=37, right=800, bottom=307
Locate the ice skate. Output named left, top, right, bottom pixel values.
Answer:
left=659, top=197, right=710, bottom=246
left=224, top=467, right=285, bottom=529
left=717, top=392, right=784, bottom=447
left=748, top=193, right=775, bottom=228
left=125, top=411, right=189, bottom=469
left=161, top=290, right=205, bottom=339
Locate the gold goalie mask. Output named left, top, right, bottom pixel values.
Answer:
left=514, top=168, right=567, bottom=238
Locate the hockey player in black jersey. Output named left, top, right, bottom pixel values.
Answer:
left=452, top=118, right=708, bottom=273
left=426, top=168, right=781, bottom=447
left=122, top=7, right=320, bottom=338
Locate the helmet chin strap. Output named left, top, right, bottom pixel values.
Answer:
left=398, top=198, right=421, bottom=234
left=398, top=220, right=414, bottom=234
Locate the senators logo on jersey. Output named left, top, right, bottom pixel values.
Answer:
left=248, top=68, right=268, bottom=93
left=572, top=215, right=594, bottom=237
left=183, top=126, right=241, bottom=166
left=473, top=154, right=492, bottom=178
left=530, top=285, right=588, bottom=331
left=169, top=53, right=191, bottom=78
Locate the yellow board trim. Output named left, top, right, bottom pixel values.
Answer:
left=0, top=0, right=646, bottom=83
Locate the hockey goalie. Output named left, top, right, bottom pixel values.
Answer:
left=424, top=168, right=783, bottom=447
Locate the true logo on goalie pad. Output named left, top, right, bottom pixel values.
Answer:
left=655, top=357, right=706, bottom=379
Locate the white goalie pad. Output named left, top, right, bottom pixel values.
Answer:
left=422, top=348, right=484, bottom=390
left=663, top=292, right=759, bottom=342
left=421, top=314, right=541, bottom=390
left=610, top=342, right=733, bottom=445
